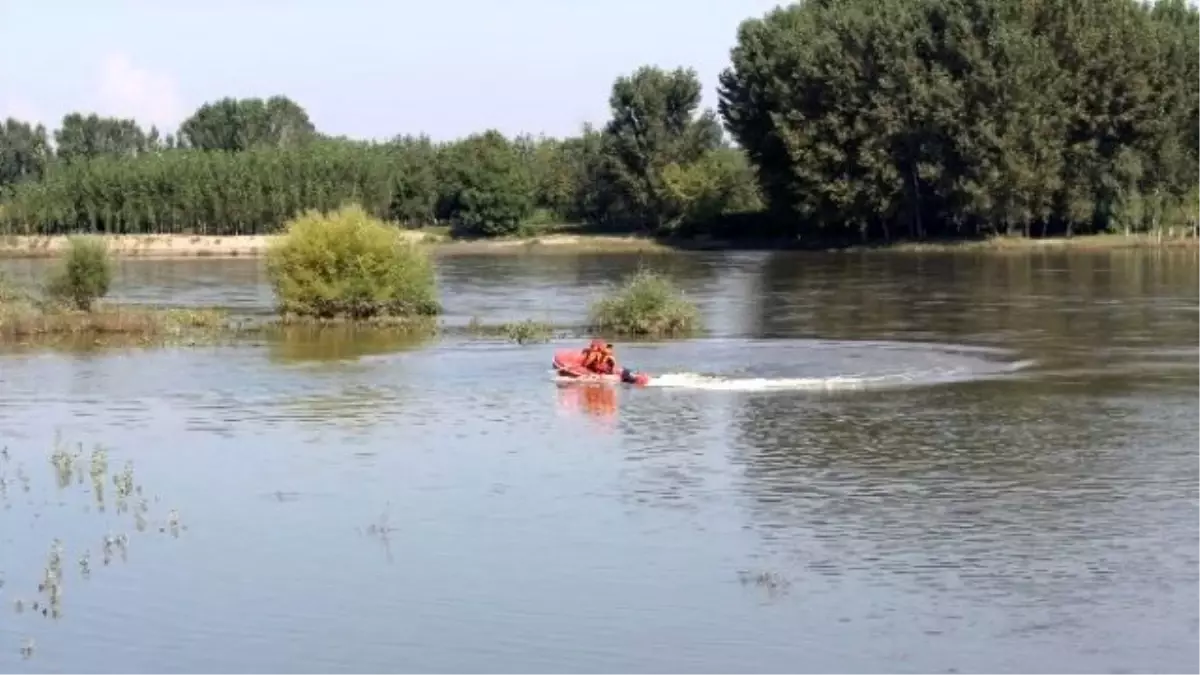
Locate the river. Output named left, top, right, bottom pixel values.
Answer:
left=0, top=249, right=1196, bottom=673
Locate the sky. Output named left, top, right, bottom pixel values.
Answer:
left=0, top=0, right=787, bottom=141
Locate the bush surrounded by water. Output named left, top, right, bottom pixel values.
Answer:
left=587, top=268, right=700, bottom=337
left=45, top=236, right=113, bottom=311
left=266, top=204, right=441, bottom=321
left=0, top=258, right=232, bottom=345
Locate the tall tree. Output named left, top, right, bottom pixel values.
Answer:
left=0, top=118, right=51, bottom=189
left=603, top=66, right=723, bottom=231
left=719, top=0, right=1199, bottom=241
left=178, top=95, right=316, bottom=152
left=54, top=113, right=153, bottom=163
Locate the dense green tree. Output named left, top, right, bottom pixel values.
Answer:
left=54, top=113, right=157, bottom=163
left=178, top=95, right=316, bottom=152
left=439, top=130, right=535, bottom=236
left=0, top=119, right=51, bottom=189
left=719, top=0, right=1199, bottom=242
left=602, top=66, right=725, bottom=231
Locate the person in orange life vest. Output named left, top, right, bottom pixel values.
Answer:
left=580, top=339, right=617, bottom=375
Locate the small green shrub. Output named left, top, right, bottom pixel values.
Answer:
left=45, top=236, right=113, bottom=311
left=587, top=268, right=700, bottom=337
left=266, top=204, right=440, bottom=320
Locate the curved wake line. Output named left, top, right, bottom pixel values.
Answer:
left=645, top=359, right=1037, bottom=392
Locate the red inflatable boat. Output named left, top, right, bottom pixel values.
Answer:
left=552, top=348, right=651, bottom=386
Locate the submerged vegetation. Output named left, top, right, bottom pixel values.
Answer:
left=465, top=317, right=555, bottom=345
left=265, top=204, right=440, bottom=321
left=2, top=434, right=186, bottom=659
left=587, top=268, right=700, bottom=338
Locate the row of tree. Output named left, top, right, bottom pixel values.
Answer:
left=0, top=72, right=762, bottom=237
left=2, top=0, right=1196, bottom=242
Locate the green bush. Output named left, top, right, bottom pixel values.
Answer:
left=45, top=236, right=113, bottom=311
left=265, top=203, right=440, bottom=320
left=587, top=268, right=700, bottom=337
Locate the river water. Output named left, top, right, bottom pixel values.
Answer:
left=0, top=249, right=1195, bottom=673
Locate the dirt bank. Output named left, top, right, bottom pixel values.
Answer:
left=0, top=232, right=670, bottom=259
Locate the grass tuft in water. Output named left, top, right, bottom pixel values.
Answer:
left=4, top=434, right=188, bottom=659
left=465, top=316, right=555, bottom=344
left=265, top=203, right=441, bottom=320
left=587, top=267, right=700, bottom=338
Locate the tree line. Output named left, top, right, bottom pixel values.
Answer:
left=0, top=79, right=761, bottom=237
left=1, top=0, right=1195, bottom=243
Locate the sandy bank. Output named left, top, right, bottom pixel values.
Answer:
left=0, top=232, right=670, bottom=259
left=0, top=231, right=1192, bottom=259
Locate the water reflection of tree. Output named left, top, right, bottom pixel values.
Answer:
left=264, top=324, right=435, bottom=365
left=250, top=325, right=433, bottom=436
left=750, top=250, right=1199, bottom=359
left=728, top=378, right=1198, bottom=603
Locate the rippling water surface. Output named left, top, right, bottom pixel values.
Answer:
left=0, top=249, right=1195, bottom=673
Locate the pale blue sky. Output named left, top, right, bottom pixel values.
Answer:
left=0, top=0, right=786, bottom=141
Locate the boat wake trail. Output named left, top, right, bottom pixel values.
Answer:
left=645, top=359, right=1036, bottom=392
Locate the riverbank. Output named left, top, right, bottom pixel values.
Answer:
left=0, top=231, right=672, bottom=259
left=0, top=230, right=1193, bottom=259
left=878, top=232, right=1200, bottom=253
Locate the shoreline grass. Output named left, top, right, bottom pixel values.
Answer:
left=0, top=302, right=238, bottom=347
left=0, top=300, right=574, bottom=351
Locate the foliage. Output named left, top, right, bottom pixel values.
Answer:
left=1, top=0, right=1195, bottom=245
left=440, top=131, right=536, bottom=236
left=55, top=113, right=160, bottom=163
left=265, top=203, right=440, bottom=320
left=0, top=80, right=760, bottom=240
left=601, top=66, right=725, bottom=232
left=718, top=0, right=1199, bottom=241
left=661, top=147, right=765, bottom=234
left=45, top=236, right=113, bottom=311
left=587, top=268, right=700, bottom=338
left=0, top=118, right=52, bottom=187
left=178, top=96, right=315, bottom=152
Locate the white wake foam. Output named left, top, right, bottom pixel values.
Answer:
left=645, top=358, right=1036, bottom=392
left=645, top=372, right=908, bottom=391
